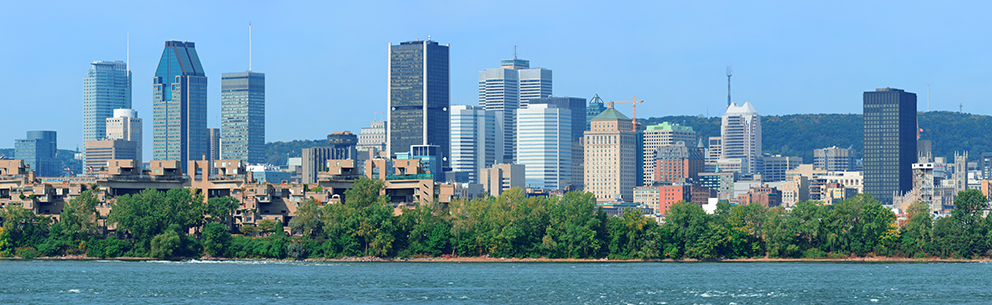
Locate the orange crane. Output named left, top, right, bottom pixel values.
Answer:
left=613, top=96, right=644, bottom=132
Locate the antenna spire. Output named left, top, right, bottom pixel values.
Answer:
left=514, top=45, right=517, bottom=59
left=726, top=65, right=733, bottom=107
left=249, top=21, right=252, bottom=71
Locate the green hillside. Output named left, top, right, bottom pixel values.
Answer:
left=642, top=111, right=992, bottom=162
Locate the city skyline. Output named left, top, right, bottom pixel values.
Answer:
left=3, top=1, right=992, bottom=156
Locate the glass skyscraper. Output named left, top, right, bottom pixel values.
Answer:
left=15, top=131, right=59, bottom=177
left=517, top=104, right=571, bottom=190
left=152, top=40, right=207, bottom=170
left=388, top=39, right=450, bottom=168
left=478, top=58, right=552, bottom=163
left=863, top=88, right=917, bottom=204
left=450, top=105, right=495, bottom=183
left=221, top=71, right=265, bottom=164
left=83, top=61, right=131, bottom=142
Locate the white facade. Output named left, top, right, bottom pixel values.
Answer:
left=721, top=102, right=762, bottom=176
left=357, top=120, right=386, bottom=154
left=105, top=108, right=142, bottom=165
left=478, top=59, right=552, bottom=164
left=450, top=105, right=495, bottom=183
left=516, top=104, right=571, bottom=190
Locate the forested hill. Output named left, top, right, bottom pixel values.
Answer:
left=640, top=111, right=992, bottom=162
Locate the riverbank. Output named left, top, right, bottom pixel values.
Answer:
left=4, top=255, right=988, bottom=263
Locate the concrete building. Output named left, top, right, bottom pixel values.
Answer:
left=642, top=122, right=696, bottom=184
left=721, top=102, right=762, bottom=176
left=814, top=146, right=855, bottom=171
left=152, top=40, right=208, bottom=171
left=221, top=71, right=265, bottom=164
left=388, top=39, right=449, bottom=168
left=517, top=104, right=571, bottom=190
left=705, top=136, right=722, bottom=173
left=83, top=61, right=131, bottom=143
left=779, top=175, right=810, bottom=207
left=450, top=105, right=495, bottom=183
left=863, top=88, right=916, bottom=204
left=478, top=58, right=552, bottom=163
left=584, top=105, right=636, bottom=202
left=357, top=120, right=386, bottom=154
left=247, top=164, right=290, bottom=184
left=105, top=109, right=142, bottom=165
left=634, top=183, right=710, bottom=215
left=302, top=140, right=357, bottom=184
left=396, top=145, right=445, bottom=183
left=761, top=155, right=802, bottom=182
left=83, top=139, right=139, bottom=172
left=528, top=97, right=586, bottom=189
left=653, top=142, right=704, bottom=184
left=480, top=163, right=525, bottom=196
left=699, top=172, right=735, bottom=201
left=15, top=131, right=59, bottom=177
left=736, top=185, right=782, bottom=207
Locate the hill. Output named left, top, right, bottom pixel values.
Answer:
left=642, top=111, right=992, bottom=162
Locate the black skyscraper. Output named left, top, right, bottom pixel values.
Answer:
left=863, top=88, right=916, bottom=204
left=387, top=39, right=450, bottom=168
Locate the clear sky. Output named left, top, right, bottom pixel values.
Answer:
left=2, top=1, right=990, bottom=159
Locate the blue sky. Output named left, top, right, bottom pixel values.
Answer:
left=1, top=1, right=990, bottom=158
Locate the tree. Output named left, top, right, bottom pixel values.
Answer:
left=206, top=196, right=239, bottom=227
left=58, top=190, right=100, bottom=242
left=541, top=191, right=603, bottom=258
left=258, top=219, right=279, bottom=236
left=202, top=222, right=231, bottom=257
left=289, top=199, right=322, bottom=237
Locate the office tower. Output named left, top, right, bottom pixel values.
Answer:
left=83, top=61, right=131, bottom=142
left=814, top=146, right=855, bottom=171
left=388, top=39, right=449, bottom=169
left=863, top=88, right=916, bottom=204
left=761, top=155, right=803, bottom=182
left=586, top=94, right=607, bottom=131
left=517, top=104, right=571, bottom=190
left=654, top=142, right=704, bottom=184
left=450, top=105, right=495, bottom=183
left=480, top=163, right=525, bottom=196
left=479, top=58, right=552, bottom=163
left=302, top=132, right=356, bottom=184
left=221, top=71, right=265, bottom=164
left=152, top=40, right=207, bottom=171
left=584, top=105, right=636, bottom=202
left=720, top=102, right=762, bottom=176
left=357, top=120, right=386, bottom=154
left=15, top=131, right=59, bottom=177
left=981, top=152, right=992, bottom=180
left=528, top=97, right=586, bottom=189
left=84, top=139, right=139, bottom=172
left=642, top=122, right=697, bottom=184
left=105, top=109, right=142, bottom=165
left=208, top=128, right=221, bottom=161
left=705, top=136, right=722, bottom=173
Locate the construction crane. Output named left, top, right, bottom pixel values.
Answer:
left=613, top=96, right=644, bottom=132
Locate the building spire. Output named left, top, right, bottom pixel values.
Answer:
left=249, top=21, right=252, bottom=71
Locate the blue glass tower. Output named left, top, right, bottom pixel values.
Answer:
left=83, top=61, right=131, bottom=142
left=152, top=41, right=207, bottom=170
left=221, top=71, right=265, bottom=164
left=388, top=39, right=450, bottom=169
left=15, top=131, right=59, bottom=177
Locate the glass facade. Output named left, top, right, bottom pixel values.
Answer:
left=152, top=41, right=207, bottom=171
left=450, top=105, right=495, bottom=183
left=83, top=61, right=131, bottom=142
left=586, top=94, right=607, bottom=131
left=15, top=131, right=59, bottom=177
left=517, top=104, right=571, bottom=190
left=388, top=40, right=449, bottom=169
left=221, top=71, right=265, bottom=164
left=863, top=88, right=916, bottom=204
left=479, top=58, right=552, bottom=164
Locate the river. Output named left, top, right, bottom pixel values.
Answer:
left=1, top=260, right=988, bottom=303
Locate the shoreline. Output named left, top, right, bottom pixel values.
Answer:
left=2, top=255, right=988, bottom=263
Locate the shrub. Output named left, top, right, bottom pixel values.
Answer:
left=16, top=247, right=40, bottom=259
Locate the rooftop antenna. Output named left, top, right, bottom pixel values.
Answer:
left=514, top=45, right=517, bottom=59
left=726, top=65, right=733, bottom=107
left=249, top=21, right=252, bottom=71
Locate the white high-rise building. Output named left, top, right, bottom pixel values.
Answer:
left=450, top=105, right=495, bottom=183
left=720, top=102, right=762, bottom=176
left=105, top=109, right=142, bottom=164
left=357, top=120, right=386, bottom=154
left=516, top=104, right=571, bottom=190
left=479, top=58, right=552, bottom=163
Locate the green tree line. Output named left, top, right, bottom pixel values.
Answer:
left=2, top=178, right=992, bottom=260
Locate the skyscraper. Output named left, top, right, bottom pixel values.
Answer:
left=450, top=105, right=495, bottom=183
left=528, top=97, right=586, bottom=189
left=642, top=122, right=697, bottom=184
left=152, top=40, right=207, bottom=170
left=478, top=58, right=552, bottom=163
left=208, top=128, right=221, bottom=161
left=586, top=94, right=607, bottom=131
left=105, top=108, right=142, bottom=165
left=720, top=102, right=762, bottom=176
left=388, top=39, right=449, bottom=169
left=221, top=71, right=265, bottom=164
left=517, top=104, right=571, bottom=190
left=814, top=146, right=855, bottom=171
left=83, top=61, right=131, bottom=142
left=585, top=105, right=636, bottom=202
left=863, top=88, right=916, bottom=204
left=15, top=131, right=59, bottom=177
